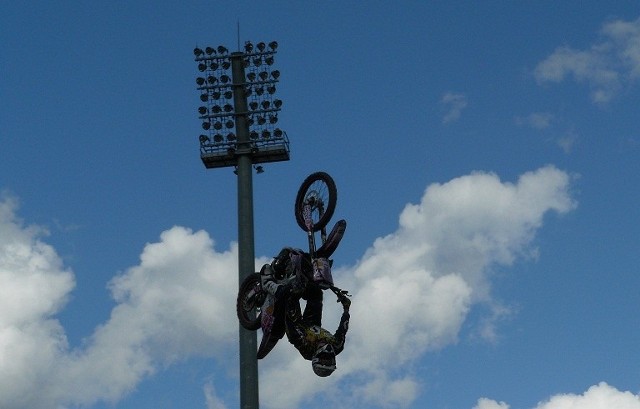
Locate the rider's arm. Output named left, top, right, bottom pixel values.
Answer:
left=260, top=264, right=279, bottom=295
left=333, top=307, right=350, bottom=355
left=261, top=264, right=292, bottom=298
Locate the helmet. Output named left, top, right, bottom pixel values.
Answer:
left=311, top=343, right=336, bottom=377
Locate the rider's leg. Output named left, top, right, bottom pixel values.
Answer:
left=301, top=284, right=323, bottom=326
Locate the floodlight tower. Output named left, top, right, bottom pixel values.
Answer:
left=194, top=41, right=290, bottom=409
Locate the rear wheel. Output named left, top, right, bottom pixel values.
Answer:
left=295, top=172, right=337, bottom=232
left=236, top=273, right=263, bottom=330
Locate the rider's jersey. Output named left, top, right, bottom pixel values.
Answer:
left=285, top=302, right=350, bottom=360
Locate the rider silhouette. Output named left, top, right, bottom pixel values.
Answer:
left=260, top=247, right=350, bottom=376
left=284, top=284, right=350, bottom=377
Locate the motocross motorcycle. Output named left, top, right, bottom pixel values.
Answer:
left=236, top=171, right=350, bottom=359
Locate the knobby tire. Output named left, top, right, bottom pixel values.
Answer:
left=236, top=272, right=262, bottom=331
left=294, top=171, right=337, bottom=232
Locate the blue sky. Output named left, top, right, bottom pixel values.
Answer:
left=1, top=2, right=640, bottom=408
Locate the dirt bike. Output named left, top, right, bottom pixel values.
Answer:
left=236, top=171, right=350, bottom=358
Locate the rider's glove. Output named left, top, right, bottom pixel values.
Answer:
left=339, top=295, right=351, bottom=311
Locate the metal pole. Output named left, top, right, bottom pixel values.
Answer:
left=231, top=52, right=260, bottom=409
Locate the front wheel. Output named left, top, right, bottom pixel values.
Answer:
left=295, top=172, right=337, bottom=232
left=236, top=272, right=263, bottom=330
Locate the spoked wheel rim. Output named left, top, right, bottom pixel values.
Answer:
left=295, top=172, right=337, bottom=232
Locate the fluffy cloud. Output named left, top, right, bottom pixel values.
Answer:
left=0, top=195, right=75, bottom=408
left=515, top=112, right=554, bottom=130
left=260, top=165, right=576, bottom=408
left=474, top=398, right=510, bottom=409
left=0, top=194, right=243, bottom=408
left=52, top=227, right=242, bottom=406
left=0, top=165, right=577, bottom=409
left=441, top=91, right=468, bottom=123
left=478, top=382, right=640, bottom=409
left=204, top=379, right=229, bottom=409
left=535, top=382, right=640, bottom=409
left=535, top=16, right=640, bottom=103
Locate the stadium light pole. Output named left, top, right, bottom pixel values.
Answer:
left=194, top=41, right=290, bottom=409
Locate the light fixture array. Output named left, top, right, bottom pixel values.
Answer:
left=194, top=41, right=285, bottom=152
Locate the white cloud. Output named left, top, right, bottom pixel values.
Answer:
left=0, top=195, right=75, bottom=409
left=516, top=112, right=554, bottom=130
left=52, top=226, right=242, bottom=407
left=441, top=92, right=468, bottom=123
left=474, top=397, right=510, bottom=409
left=480, top=382, right=640, bottom=409
left=204, top=379, right=229, bottom=409
left=260, top=165, right=576, bottom=408
left=0, top=195, right=243, bottom=408
left=557, top=128, right=579, bottom=154
left=535, top=16, right=640, bottom=103
left=534, top=382, right=640, bottom=409
left=0, top=165, right=577, bottom=409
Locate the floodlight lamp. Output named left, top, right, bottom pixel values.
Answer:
left=199, top=134, right=209, bottom=143
left=194, top=47, right=204, bottom=57
left=261, top=100, right=270, bottom=109
left=198, top=106, right=208, bottom=115
left=247, top=117, right=255, bottom=126
left=274, top=128, right=283, bottom=138
left=255, top=165, right=264, bottom=174
left=227, top=132, right=237, bottom=141
left=253, top=57, right=261, bottom=67
left=274, top=99, right=283, bottom=108
left=220, top=74, right=230, bottom=83
left=224, top=90, right=233, bottom=99
left=258, top=71, right=269, bottom=81
left=198, top=63, right=207, bottom=72
left=222, top=61, right=231, bottom=70
left=255, top=86, right=264, bottom=96
left=244, top=42, right=253, bottom=53
left=250, top=130, right=259, bottom=139
left=205, top=46, right=215, bottom=55
left=257, top=42, right=266, bottom=52
left=212, top=105, right=222, bottom=113
left=257, top=116, right=266, bottom=125
left=223, top=103, right=233, bottom=112
left=225, top=120, right=234, bottom=129
left=265, top=56, right=274, bottom=65
left=267, top=85, right=276, bottom=94
left=271, top=70, right=280, bottom=79
left=269, top=114, right=278, bottom=124
left=207, top=75, right=217, bottom=84
left=247, top=72, right=257, bottom=82
left=212, top=92, right=221, bottom=100
left=200, top=93, right=208, bottom=102
left=249, top=101, right=258, bottom=110
left=261, top=129, right=271, bottom=138
left=214, top=121, right=223, bottom=130
left=202, top=121, right=211, bottom=130
left=268, top=41, right=278, bottom=51
left=196, top=77, right=206, bottom=86
left=245, top=87, right=252, bottom=97
left=210, top=61, right=219, bottom=70
left=217, top=45, right=228, bottom=55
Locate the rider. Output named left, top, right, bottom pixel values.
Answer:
left=284, top=284, right=350, bottom=377
left=264, top=247, right=351, bottom=377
